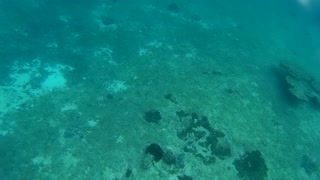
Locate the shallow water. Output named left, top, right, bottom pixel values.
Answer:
left=0, top=0, right=320, bottom=179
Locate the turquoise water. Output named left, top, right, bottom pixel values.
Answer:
left=0, top=0, right=320, bottom=179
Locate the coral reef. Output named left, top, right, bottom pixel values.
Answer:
left=144, top=110, right=162, bottom=123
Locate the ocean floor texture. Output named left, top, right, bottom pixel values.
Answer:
left=1, top=0, right=320, bottom=179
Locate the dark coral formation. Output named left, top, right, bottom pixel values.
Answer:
left=144, top=109, right=162, bottom=123
left=277, top=60, right=320, bottom=106
left=164, top=93, right=178, bottom=104
left=145, top=143, right=164, bottom=162
left=233, top=150, right=268, bottom=180
left=176, top=111, right=231, bottom=164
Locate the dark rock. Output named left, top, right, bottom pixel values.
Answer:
left=277, top=61, right=320, bottom=107
left=106, top=94, right=114, bottom=99
left=279, top=60, right=313, bottom=82
left=165, top=93, right=178, bottom=104
left=233, top=150, right=268, bottom=180
left=101, top=16, right=115, bottom=26
left=144, top=110, right=162, bottom=123
left=125, top=168, right=132, bottom=178
left=164, top=93, right=173, bottom=100
left=145, top=143, right=163, bottom=162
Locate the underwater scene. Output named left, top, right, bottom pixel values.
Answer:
left=1, top=0, right=320, bottom=179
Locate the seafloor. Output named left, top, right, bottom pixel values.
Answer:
left=0, top=0, right=320, bottom=179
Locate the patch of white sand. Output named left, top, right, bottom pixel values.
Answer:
left=60, top=103, right=78, bottom=112
left=62, top=152, right=79, bottom=168
left=0, top=59, right=73, bottom=132
left=32, top=154, right=52, bottom=166
left=106, top=80, right=127, bottom=93
left=87, top=119, right=98, bottom=127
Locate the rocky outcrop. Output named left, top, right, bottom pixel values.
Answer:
left=278, top=60, right=320, bottom=105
